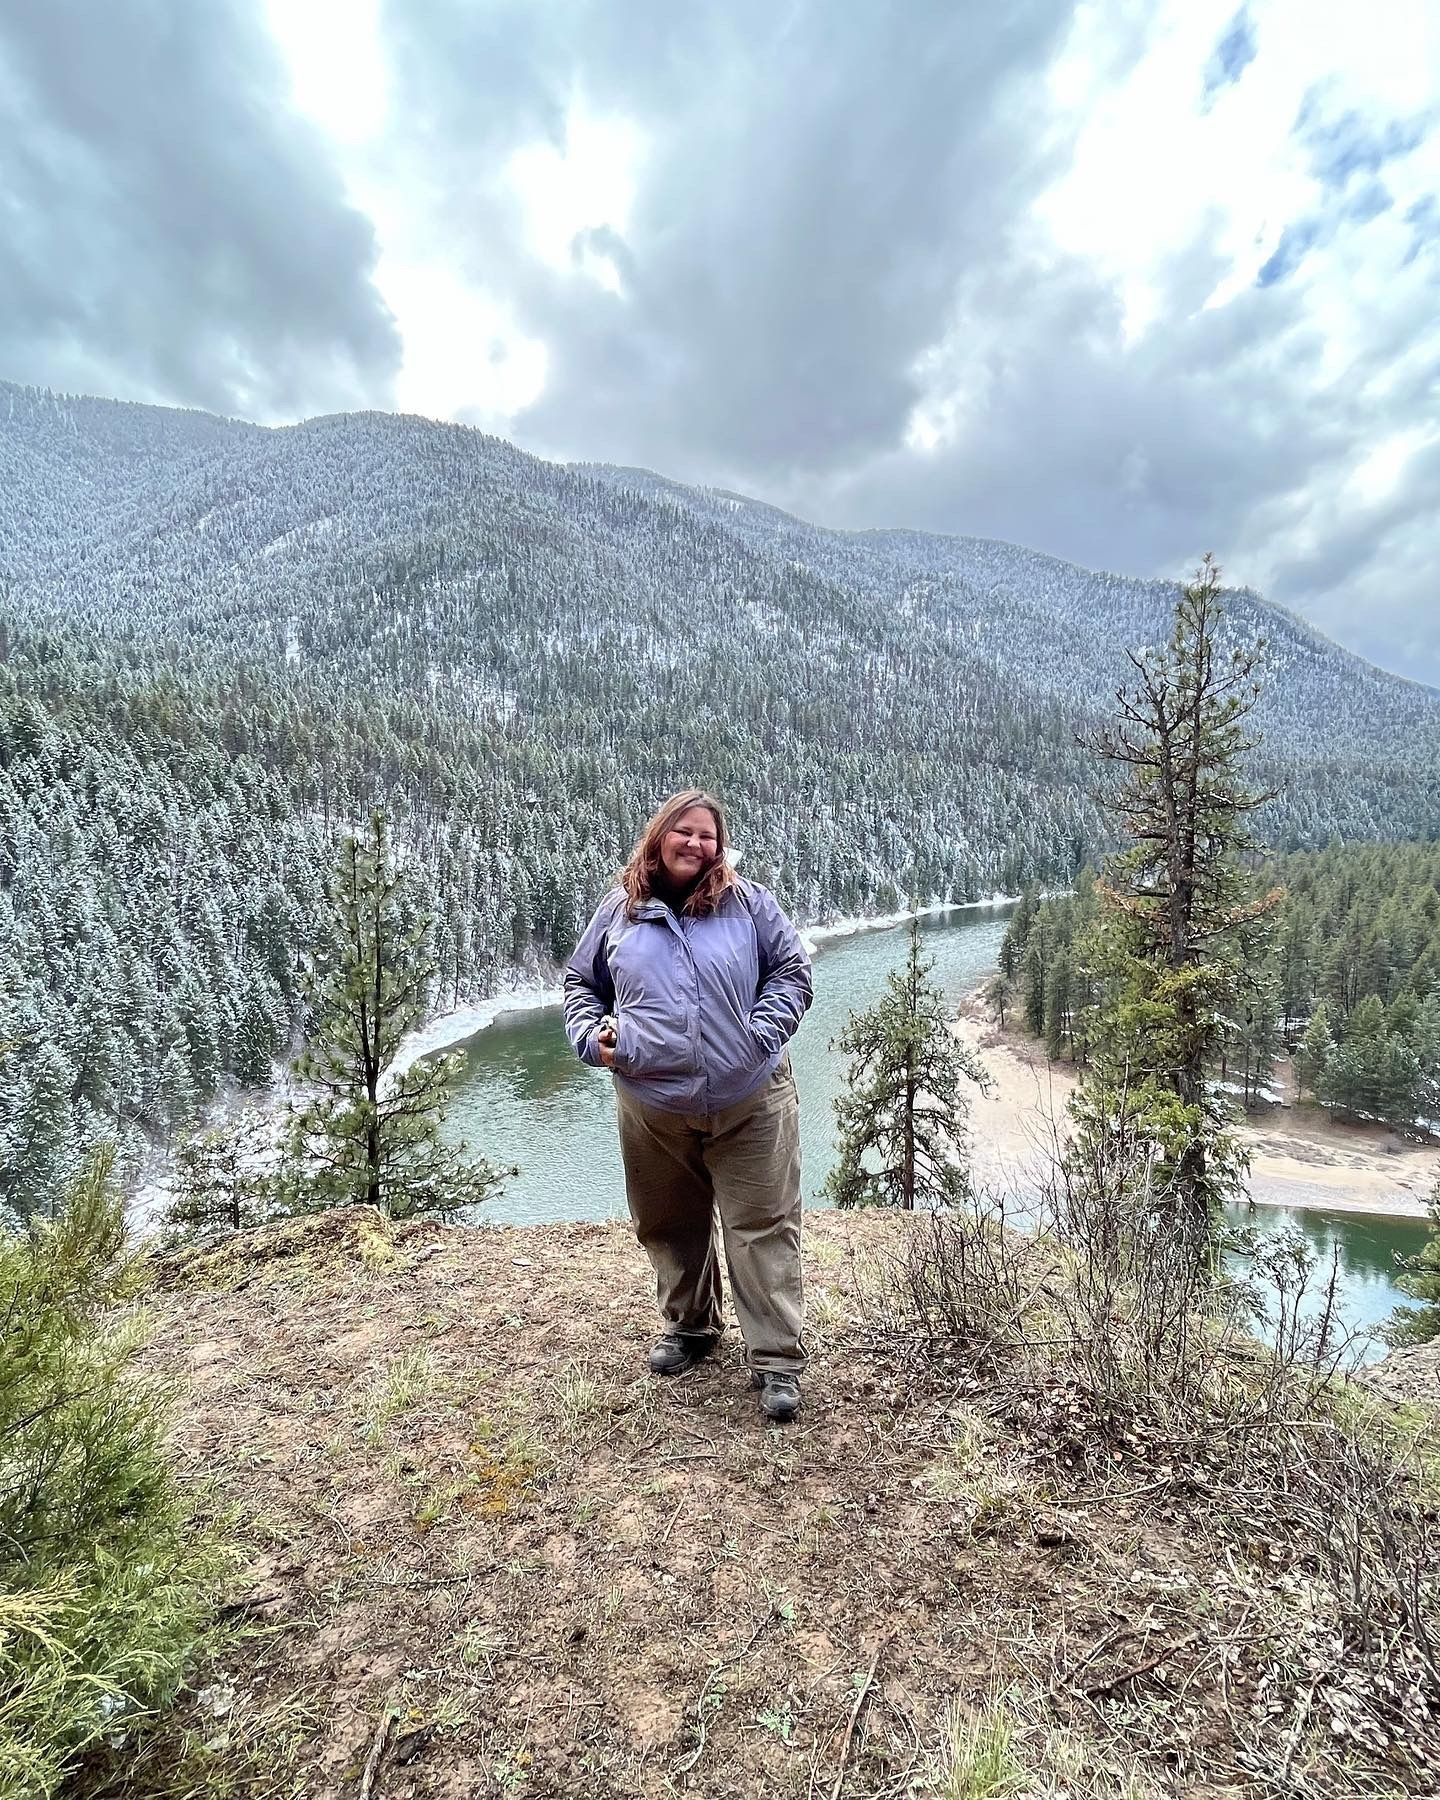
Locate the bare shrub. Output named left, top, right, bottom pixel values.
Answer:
left=879, top=1194, right=1040, bottom=1373
left=860, top=1119, right=1440, bottom=1792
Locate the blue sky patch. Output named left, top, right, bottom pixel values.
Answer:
left=1257, top=218, right=1324, bottom=287
left=1403, top=195, right=1440, bottom=268
left=1343, top=179, right=1394, bottom=225
left=1204, top=7, right=1258, bottom=101
left=1297, top=98, right=1430, bottom=189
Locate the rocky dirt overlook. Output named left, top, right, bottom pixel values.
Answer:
left=84, top=1205, right=1440, bottom=1799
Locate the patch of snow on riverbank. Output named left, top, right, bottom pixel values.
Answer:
left=800, top=895, right=1017, bottom=956
left=390, top=982, right=565, bottom=1075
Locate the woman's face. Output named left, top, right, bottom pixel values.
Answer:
left=659, top=805, right=721, bottom=885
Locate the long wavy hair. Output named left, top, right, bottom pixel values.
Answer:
left=619, top=789, right=740, bottom=918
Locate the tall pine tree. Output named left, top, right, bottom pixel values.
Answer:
left=1391, top=1170, right=1440, bottom=1345
left=1070, top=558, right=1282, bottom=1258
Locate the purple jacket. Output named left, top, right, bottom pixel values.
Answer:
left=564, top=879, right=814, bottom=1115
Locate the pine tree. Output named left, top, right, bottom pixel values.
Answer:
left=1043, top=945, right=1072, bottom=1061
left=233, top=970, right=280, bottom=1089
left=1296, top=1000, right=1335, bottom=1099
left=1234, top=963, right=1282, bottom=1106
left=5, top=1040, right=74, bottom=1224
left=1412, top=991, right=1440, bottom=1123
left=1069, top=558, right=1282, bottom=1258
left=158, top=1045, right=196, bottom=1136
left=289, top=811, right=511, bottom=1219
left=0, top=1148, right=214, bottom=1788
left=167, top=1119, right=290, bottom=1236
left=1391, top=1170, right=1440, bottom=1345
left=1023, top=939, right=1047, bottom=1037
left=826, top=921, right=991, bottom=1210
left=983, top=970, right=1015, bottom=1028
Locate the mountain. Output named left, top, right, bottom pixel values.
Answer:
left=1, top=379, right=1437, bottom=1202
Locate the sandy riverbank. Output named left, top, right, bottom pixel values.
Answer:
left=954, top=994, right=1438, bottom=1222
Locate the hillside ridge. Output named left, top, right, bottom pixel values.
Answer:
left=3, top=378, right=1439, bottom=1214
left=4, top=375, right=1435, bottom=703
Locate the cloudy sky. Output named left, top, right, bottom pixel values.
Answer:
left=2, top=2, right=1437, bottom=684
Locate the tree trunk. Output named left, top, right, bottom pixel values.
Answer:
left=903, top=1053, right=916, bottom=1211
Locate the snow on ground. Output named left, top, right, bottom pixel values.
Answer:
left=390, top=981, right=565, bottom=1076
left=800, top=894, right=1017, bottom=955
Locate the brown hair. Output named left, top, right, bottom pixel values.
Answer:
left=619, top=789, right=740, bottom=918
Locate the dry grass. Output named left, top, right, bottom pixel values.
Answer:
left=67, top=1203, right=1440, bottom=1799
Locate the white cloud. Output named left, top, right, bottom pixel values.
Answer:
left=261, top=0, right=389, bottom=145
left=506, top=106, right=643, bottom=293
left=65, top=0, right=1435, bottom=680
left=375, top=259, right=547, bottom=425
left=1349, top=428, right=1436, bottom=505
left=1037, top=0, right=1439, bottom=330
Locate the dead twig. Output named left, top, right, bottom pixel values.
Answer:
left=659, top=1495, right=686, bottom=1545
left=1085, top=1631, right=1200, bottom=1700
left=357, top=1695, right=396, bottom=1799
left=830, top=1633, right=891, bottom=1800
left=1278, top=1674, right=1323, bottom=1784
left=1049, top=1621, right=1143, bottom=1698
left=675, top=1606, right=779, bottom=1775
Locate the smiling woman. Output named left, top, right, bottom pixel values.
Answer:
left=563, top=790, right=815, bottom=1423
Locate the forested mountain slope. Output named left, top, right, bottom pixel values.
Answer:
left=2, top=379, right=1438, bottom=1200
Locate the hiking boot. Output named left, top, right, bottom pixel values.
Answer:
left=648, top=1333, right=718, bottom=1377
left=751, top=1370, right=802, bottom=1423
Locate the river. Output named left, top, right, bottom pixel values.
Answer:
left=440, top=905, right=1426, bottom=1352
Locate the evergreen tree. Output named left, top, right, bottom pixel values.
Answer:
left=1390, top=1171, right=1440, bottom=1345
left=1346, top=993, right=1387, bottom=1043
left=1043, top=946, right=1072, bottom=1062
left=233, top=970, right=280, bottom=1089
left=289, top=811, right=510, bottom=1219
left=1413, top=991, right=1440, bottom=1123
left=166, top=1119, right=291, bottom=1236
left=4, top=1040, right=74, bottom=1224
left=157, top=1045, right=196, bottom=1136
left=1295, top=1000, right=1335, bottom=1099
left=826, top=922, right=991, bottom=1210
left=983, top=970, right=1015, bottom=1028
left=0, top=1148, right=214, bottom=1792
left=1023, top=939, right=1047, bottom=1037
left=1069, top=558, right=1282, bottom=1257
left=1234, top=964, right=1282, bottom=1106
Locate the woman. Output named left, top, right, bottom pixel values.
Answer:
left=564, top=791, right=814, bottom=1422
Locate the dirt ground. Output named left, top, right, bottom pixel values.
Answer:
left=74, top=1203, right=1419, bottom=1800
left=954, top=999, right=1439, bottom=1220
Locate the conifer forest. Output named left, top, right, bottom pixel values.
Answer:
left=3, top=380, right=1439, bottom=1210
left=1000, top=840, right=1440, bottom=1133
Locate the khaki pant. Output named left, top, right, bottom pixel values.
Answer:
left=615, top=1058, right=806, bottom=1375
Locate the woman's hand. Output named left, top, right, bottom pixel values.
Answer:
left=596, top=1016, right=618, bottom=1069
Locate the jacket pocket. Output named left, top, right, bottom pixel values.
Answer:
left=615, top=1008, right=682, bottom=1078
